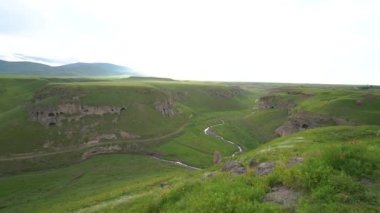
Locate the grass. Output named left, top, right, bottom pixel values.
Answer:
left=139, top=126, right=380, bottom=212
left=213, top=109, right=289, bottom=150
left=0, top=154, right=191, bottom=213
left=0, top=77, right=259, bottom=175
left=291, top=87, right=380, bottom=125
left=155, top=115, right=237, bottom=168
left=1, top=77, right=380, bottom=212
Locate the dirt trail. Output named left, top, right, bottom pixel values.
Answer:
left=75, top=192, right=148, bottom=213
left=0, top=122, right=190, bottom=162
left=204, top=120, right=243, bottom=157
left=0, top=119, right=241, bottom=171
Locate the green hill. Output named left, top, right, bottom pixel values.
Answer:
left=0, top=78, right=379, bottom=212
left=140, top=126, right=379, bottom=212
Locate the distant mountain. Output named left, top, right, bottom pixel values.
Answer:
left=0, top=60, right=138, bottom=77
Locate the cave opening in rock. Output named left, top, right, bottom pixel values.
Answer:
left=48, top=112, right=55, bottom=117
left=48, top=122, right=56, bottom=126
left=302, top=124, right=309, bottom=129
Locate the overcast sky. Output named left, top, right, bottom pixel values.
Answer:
left=0, top=0, right=379, bottom=84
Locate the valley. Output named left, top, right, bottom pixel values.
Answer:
left=0, top=77, right=379, bottom=212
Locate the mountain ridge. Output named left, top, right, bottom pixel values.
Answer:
left=0, top=59, right=137, bottom=77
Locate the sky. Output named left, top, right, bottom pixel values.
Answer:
left=0, top=0, right=379, bottom=84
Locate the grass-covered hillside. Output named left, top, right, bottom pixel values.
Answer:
left=137, top=126, right=379, bottom=212
left=0, top=77, right=379, bottom=212
left=0, top=78, right=257, bottom=175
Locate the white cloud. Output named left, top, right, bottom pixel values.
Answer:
left=0, top=0, right=379, bottom=84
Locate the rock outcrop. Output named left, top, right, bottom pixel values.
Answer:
left=258, top=96, right=295, bottom=110
left=28, top=103, right=126, bottom=127
left=275, top=111, right=351, bottom=136
left=222, top=160, right=246, bottom=175
left=81, top=145, right=122, bottom=160
left=256, top=161, right=275, bottom=176
left=154, top=99, right=176, bottom=117
left=213, top=151, right=222, bottom=165
left=119, top=131, right=140, bottom=140
left=263, top=186, right=300, bottom=207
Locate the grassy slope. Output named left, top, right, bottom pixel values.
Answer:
left=265, top=85, right=380, bottom=126
left=0, top=78, right=265, bottom=174
left=213, top=109, right=289, bottom=150
left=0, top=78, right=50, bottom=153
left=2, top=79, right=380, bottom=212
left=0, top=154, right=191, bottom=213
left=129, top=126, right=380, bottom=212
left=295, top=87, right=380, bottom=125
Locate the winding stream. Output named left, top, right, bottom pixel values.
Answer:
left=151, top=120, right=243, bottom=170
left=204, top=120, right=243, bottom=157
left=150, top=156, right=201, bottom=170
left=0, top=120, right=241, bottom=172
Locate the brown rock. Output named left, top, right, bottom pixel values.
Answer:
left=275, top=111, right=351, bottom=137
left=256, top=161, right=275, bottom=176
left=264, top=186, right=300, bottom=207
left=213, top=151, right=222, bottom=165
left=222, top=160, right=246, bottom=175
left=154, top=99, right=176, bottom=117
left=28, top=103, right=125, bottom=127
left=120, top=131, right=140, bottom=140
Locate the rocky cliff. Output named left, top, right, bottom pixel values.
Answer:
left=275, top=111, right=351, bottom=136
left=28, top=103, right=126, bottom=127
left=154, top=98, right=176, bottom=117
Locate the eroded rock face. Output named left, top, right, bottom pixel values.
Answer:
left=213, top=151, right=222, bottom=165
left=154, top=99, right=176, bottom=117
left=222, top=160, right=246, bottom=175
left=207, top=86, right=243, bottom=98
left=275, top=111, right=351, bottom=136
left=81, top=145, right=122, bottom=160
left=120, top=131, right=140, bottom=140
left=258, top=96, right=294, bottom=110
left=274, top=123, right=299, bottom=137
left=28, top=103, right=126, bottom=127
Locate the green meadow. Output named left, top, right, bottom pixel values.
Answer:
left=0, top=77, right=379, bottom=212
